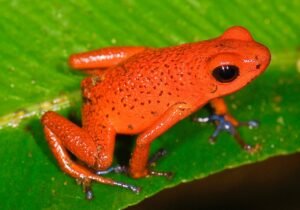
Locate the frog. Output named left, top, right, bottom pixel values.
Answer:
left=41, top=26, right=271, bottom=199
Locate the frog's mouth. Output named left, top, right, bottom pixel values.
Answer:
left=210, top=84, right=218, bottom=93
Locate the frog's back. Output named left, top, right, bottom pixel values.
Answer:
left=89, top=45, right=202, bottom=134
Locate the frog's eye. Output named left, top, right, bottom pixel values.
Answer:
left=212, top=65, right=239, bottom=83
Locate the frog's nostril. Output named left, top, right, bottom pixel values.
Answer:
left=255, top=64, right=261, bottom=70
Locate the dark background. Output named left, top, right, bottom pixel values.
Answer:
left=129, top=153, right=300, bottom=210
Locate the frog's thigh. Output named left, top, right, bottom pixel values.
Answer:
left=82, top=106, right=117, bottom=170
left=69, top=46, right=147, bottom=70
left=42, top=111, right=97, bottom=168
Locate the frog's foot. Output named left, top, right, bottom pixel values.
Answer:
left=96, top=149, right=173, bottom=179
left=95, top=165, right=128, bottom=175
left=95, top=149, right=173, bottom=180
left=76, top=178, right=94, bottom=200
left=193, top=115, right=260, bottom=153
left=77, top=176, right=141, bottom=200
left=146, top=149, right=173, bottom=179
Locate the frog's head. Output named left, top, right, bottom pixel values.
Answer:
left=203, top=26, right=271, bottom=99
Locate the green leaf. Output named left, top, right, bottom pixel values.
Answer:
left=1, top=0, right=300, bottom=209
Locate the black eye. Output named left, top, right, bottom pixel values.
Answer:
left=212, top=65, right=239, bottom=83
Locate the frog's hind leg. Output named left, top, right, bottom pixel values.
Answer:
left=41, top=111, right=140, bottom=199
left=69, top=46, right=147, bottom=74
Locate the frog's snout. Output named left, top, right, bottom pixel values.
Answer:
left=249, top=44, right=271, bottom=74
left=257, top=45, right=271, bottom=72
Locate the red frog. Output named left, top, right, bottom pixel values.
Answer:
left=41, top=26, right=271, bottom=199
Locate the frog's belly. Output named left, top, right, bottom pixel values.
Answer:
left=109, top=109, right=162, bottom=135
left=98, top=87, right=176, bottom=134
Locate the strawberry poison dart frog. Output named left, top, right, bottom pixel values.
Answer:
left=41, top=26, right=271, bottom=199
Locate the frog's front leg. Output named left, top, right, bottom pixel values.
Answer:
left=129, top=103, right=193, bottom=178
left=194, top=98, right=260, bottom=153
left=41, top=111, right=140, bottom=199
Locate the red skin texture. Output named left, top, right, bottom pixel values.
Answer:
left=41, top=26, right=271, bottom=186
